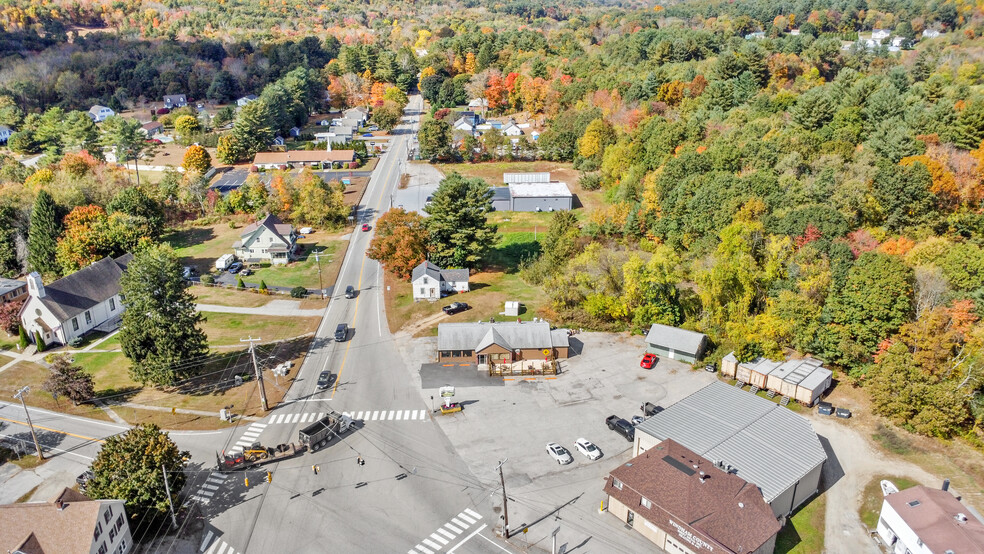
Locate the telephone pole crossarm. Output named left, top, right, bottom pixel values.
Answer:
left=240, top=336, right=268, bottom=411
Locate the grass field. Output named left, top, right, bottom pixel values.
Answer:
left=244, top=240, right=345, bottom=290
left=859, top=475, right=921, bottom=529
left=0, top=362, right=113, bottom=421
left=775, top=493, right=826, bottom=554
left=191, top=286, right=272, bottom=307
left=200, top=312, right=321, bottom=345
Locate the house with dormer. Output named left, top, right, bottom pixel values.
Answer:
left=88, top=105, right=115, bottom=123
left=410, top=261, right=469, bottom=302
left=232, top=214, right=297, bottom=265
left=0, top=487, right=132, bottom=554
left=19, top=254, right=132, bottom=346
left=163, top=94, right=187, bottom=109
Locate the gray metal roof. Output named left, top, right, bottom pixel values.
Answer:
left=737, top=355, right=832, bottom=393
left=507, top=182, right=571, bottom=198
left=645, top=324, right=707, bottom=355
left=438, top=321, right=561, bottom=351
left=440, top=268, right=469, bottom=282
left=491, top=187, right=511, bottom=201
left=635, top=381, right=827, bottom=503
left=0, top=278, right=25, bottom=296
left=411, top=261, right=442, bottom=282
left=503, top=172, right=550, bottom=184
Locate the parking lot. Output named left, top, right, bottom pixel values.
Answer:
left=399, top=331, right=719, bottom=552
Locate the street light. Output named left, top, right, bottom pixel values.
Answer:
left=313, top=249, right=324, bottom=299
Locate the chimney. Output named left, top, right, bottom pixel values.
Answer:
left=55, top=501, right=65, bottom=511
left=26, top=272, right=45, bottom=298
left=943, top=478, right=950, bottom=492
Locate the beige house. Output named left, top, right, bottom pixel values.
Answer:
left=436, top=321, right=570, bottom=364
left=0, top=487, right=132, bottom=554
left=251, top=150, right=356, bottom=170
left=232, top=214, right=297, bottom=265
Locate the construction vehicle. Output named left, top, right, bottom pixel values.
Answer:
left=298, top=410, right=354, bottom=452
left=218, top=442, right=301, bottom=472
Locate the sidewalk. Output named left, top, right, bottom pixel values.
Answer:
left=196, top=300, right=325, bottom=317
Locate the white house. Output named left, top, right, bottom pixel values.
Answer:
left=501, top=121, right=523, bottom=136
left=343, top=107, right=368, bottom=125
left=88, top=105, right=115, bottom=122
left=237, top=94, right=258, bottom=107
left=19, top=254, right=132, bottom=347
left=468, top=97, right=488, bottom=110
left=0, top=125, right=12, bottom=143
left=0, top=487, right=132, bottom=554
left=876, top=484, right=984, bottom=554
left=232, top=214, right=297, bottom=265
left=411, top=261, right=469, bottom=302
left=163, top=94, right=188, bottom=109
left=453, top=118, right=476, bottom=135
left=333, top=117, right=360, bottom=129
left=922, top=29, right=941, bottom=38
left=872, top=28, right=892, bottom=41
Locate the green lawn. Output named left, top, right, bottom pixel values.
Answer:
left=775, top=493, right=826, bottom=554
left=73, top=351, right=137, bottom=395
left=0, top=333, right=18, bottom=351
left=245, top=241, right=343, bottom=289
left=859, top=475, right=920, bottom=529
left=200, top=312, right=322, bottom=345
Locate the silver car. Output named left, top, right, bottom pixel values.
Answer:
left=574, top=438, right=602, bottom=460
left=545, top=442, right=573, bottom=465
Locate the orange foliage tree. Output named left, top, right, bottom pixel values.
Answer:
left=366, top=208, right=430, bottom=280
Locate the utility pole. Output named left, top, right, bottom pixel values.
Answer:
left=13, top=387, right=43, bottom=460
left=241, top=336, right=268, bottom=411
left=313, top=250, right=324, bottom=298
left=496, top=459, right=510, bottom=538
left=161, top=465, right=178, bottom=529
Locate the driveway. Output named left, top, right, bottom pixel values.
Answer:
left=419, top=362, right=503, bottom=389
left=392, top=162, right=444, bottom=214
left=196, top=300, right=324, bottom=317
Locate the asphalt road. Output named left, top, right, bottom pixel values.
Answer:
left=200, top=97, right=515, bottom=554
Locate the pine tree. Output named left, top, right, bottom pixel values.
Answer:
left=27, top=189, right=61, bottom=278
left=18, top=326, right=28, bottom=349
left=33, top=330, right=45, bottom=352
left=231, top=100, right=274, bottom=161
left=424, top=173, right=497, bottom=268
left=955, top=98, right=984, bottom=150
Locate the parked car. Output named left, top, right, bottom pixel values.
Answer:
left=605, top=415, right=634, bottom=442
left=361, top=223, right=371, bottom=232
left=363, top=133, right=373, bottom=137
left=642, top=402, right=663, bottom=416
left=443, top=302, right=469, bottom=315
left=228, top=262, right=243, bottom=274
left=817, top=401, right=833, bottom=416
left=631, top=415, right=645, bottom=426
left=836, top=407, right=852, bottom=419
left=239, top=267, right=253, bottom=276
left=574, top=438, right=602, bottom=460
left=345, top=285, right=356, bottom=299
left=545, top=442, right=573, bottom=465
left=316, top=370, right=332, bottom=390
left=640, top=353, right=657, bottom=369
left=704, top=363, right=716, bottom=373
left=182, top=266, right=195, bottom=279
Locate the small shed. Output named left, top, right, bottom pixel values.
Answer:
left=490, top=187, right=511, bottom=211
left=504, top=301, right=520, bottom=317
left=738, top=358, right=781, bottom=389
left=644, top=324, right=708, bottom=364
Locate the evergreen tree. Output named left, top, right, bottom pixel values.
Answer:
left=33, top=330, right=44, bottom=351
left=231, top=100, right=274, bottom=161
left=0, top=204, right=18, bottom=277
left=424, top=173, right=497, bottom=268
left=119, top=244, right=209, bottom=386
left=955, top=97, right=984, bottom=150
left=27, top=189, right=60, bottom=278
left=790, top=86, right=835, bottom=130
left=418, top=120, right=453, bottom=160
left=18, top=325, right=28, bottom=349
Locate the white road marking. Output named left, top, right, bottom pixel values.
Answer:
left=388, top=411, right=396, bottom=420
left=437, top=528, right=456, bottom=540
left=200, top=530, right=213, bottom=551
left=414, top=546, right=433, bottom=554
left=451, top=518, right=467, bottom=528
left=444, top=522, right=462, bottom=534
left=421, top=538, right=441, bottom=550
left=429, top=533, right=448, bottom=545
left=458, top=513, right=475, bottom=524
left=404, top=409, right=411, bottom=420
left=371, top=411, right=379, bottom=420
left=464, top=508, right=482, bottom=520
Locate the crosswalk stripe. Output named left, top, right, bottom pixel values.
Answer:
left=403, top=409, right=412, bottom=420
left=216, top=543, right=228, bottom=554
left=191, top=496, right=210, bottom=504
left=356, top=411, right=364, bottom=419
left=202, top=484, right=219, bottom=491
left=200, top=530, right=214, bottom=552
left=421, top=539, right=441, bottom=550
left=464, top=508, right=482, bottom=519
left=415, top=546, right=433, bottom=554
left=451, top=518, right=467, bottom=528
left=292, top=413, right=301, bottom=423
left=371, top=411, right=379, bottom=420
left=444, top=522, right=462, bottom=534
left=241, top=432, right=260, bottom=439
left=317, top=412, right=324, bottom=420
left=253, top=422, right=267, bottom=428
left=436, top=528, right=455, bottom=540
left=274, top=414, right=285, bottom=424
left=418, top=409, right=426, bottom=419
left=458, top=513, right=475, bottom=525
left=388, top=411, right=396, bottom=420
left=205, top=536, right=219, bottom=554
left=394, top=410, right=403, bottom=420
left=301, top=413, right=311, bottom=423
left=429, top=533, right=448, bottom=545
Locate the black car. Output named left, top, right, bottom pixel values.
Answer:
left=836, top=407, right=852, bottom=419
left=817, top=401, right=833, bottom=415
left=443, top=302, right=469, bottom=315
left=345, top=285, right=356, bottom=299
left=703, top=364, right=716, bottom=373
left=642, top=402, right=663, bottom=416
left=606, top=415, right=635, bottom=442
left=316, top=370, right=332, bottom=390
left=334, top=323, right=348, bottom=342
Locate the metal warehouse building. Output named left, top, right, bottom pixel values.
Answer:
left=634, top=381, right=827, bottom=518
left=644, top=324, right=708, bottom=363
left=489, top=172, right=573, bottom=212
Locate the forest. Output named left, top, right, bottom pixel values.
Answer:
left=0, top=0, right=982, bottom=442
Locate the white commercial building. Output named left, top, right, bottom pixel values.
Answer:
left=877, top=484, right=984, bottom=554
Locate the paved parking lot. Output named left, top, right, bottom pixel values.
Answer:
left=398, top=330, right=719, bottom=552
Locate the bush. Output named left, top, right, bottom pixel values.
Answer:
left=19, top=326, right=29, bottom=349
left=33, top=330, right=45, bottom=352
left=290, top=286, right=307, bottom=298
left=259, top=280, right=268, bottom=293
left=200, top=274, right=215, bottom=284
left=236, top=277, right=245, bottom=290
left=579, top=172, right=602, bottom=191
left=68, top=337, right=83, bottom=348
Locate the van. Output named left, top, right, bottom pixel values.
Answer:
left=345, top=286, right=356, bottom=299
left=334, top=323, right=348, bottom=342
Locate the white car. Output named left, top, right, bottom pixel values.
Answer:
left=574, top=438, right=602, bottom=460
left=545, top=442, right=573, bottom=465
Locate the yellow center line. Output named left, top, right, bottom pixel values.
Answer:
left=331, top=132, right=404, bottom=397
left=0, top=415, right=106, bottom=443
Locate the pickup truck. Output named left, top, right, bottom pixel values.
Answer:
left=606, top=415, right=634, bottom=442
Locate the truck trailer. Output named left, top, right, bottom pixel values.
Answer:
left=298, top=410, right=354, bottom=452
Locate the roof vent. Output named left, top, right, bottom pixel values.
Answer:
left=908, top=500, right=921, bottom=507
left=738, top=502, right=744, bottom=508
left=956, top=513, right=968, bottom=523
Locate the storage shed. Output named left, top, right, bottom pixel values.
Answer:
left=723, top=353, right=832, bottom=405
left=644, top=324, right=708, bottom=364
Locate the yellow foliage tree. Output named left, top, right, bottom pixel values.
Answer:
left=464, top=52, right=477, bottom=74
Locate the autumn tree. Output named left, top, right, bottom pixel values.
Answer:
left=174, top=114, right=201, bottom=141
left=56, top=206, right=150, bottom=272
left=290, top=172, right=347, bottom=228
left=418, top=119, right=453, bottom=160
left=578, top=118, right=616, bottom=168
left=366, top=208, right=430, bottom=279
left=42, top=355, right=94, bottom=405
left=182, top=144, right=212, bottom=174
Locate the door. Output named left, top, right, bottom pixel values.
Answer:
left=477, top=354, right=486, bottom=365
left=626, top=510, right=634, bottom=526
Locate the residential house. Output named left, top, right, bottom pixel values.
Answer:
left=0, top=125, right=11, bottom=143
left=343, top=107, right=369, bottom=125
left=163, top=94, right=188, bottom=109
left=0, top=487, right=132, bottom=554
left=232, top=214, right=297, bottom=266
left=644, top=323, right=708, bottom=363
left=876, top=484, right=984, bottom=554
left=501, top=120, right=523, bottom=136
left=251, top=150, right=356, bottom=169
left=19, top=254, right=132, bottom=347
left=236, top=94, right=258, bottom=107
left=88, top=105, right=115, bottom=123
left=333, top=117, right=360, bottom=129
left=468, top=97, right=488, bottom=110
left=922, top=29, right=941, bottom=38
left=328, top=125, right=354, bottom=144
left=744, top=31, right=766, bottom=39
left=0, top=278, right=27, bottom=304
left=411, top=261, right=469, bottom=302
left=872, top=28, right=892, bottom=41
left=604, top=439, right=781, bottom=554
left=452, top=117, right=477, bottom=135
left=139, top=121, right=164, bottom=137
left=436, top=321, right=570, bottom=364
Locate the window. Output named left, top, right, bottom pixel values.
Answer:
left=109, top=298, right=116, bottom=311
left=94, top=522, right=103, bottom=541
left=422, top=277, right=428, bottom=284
left=641, top=497, right=652, bottom=509
left=116, top=538, right=128, bottom=554
left=612, top=478, right=623, bottom=490
left=72, top=318, right=79, bottom=331
left=110, top=527, right=117, bottom=541
left=97, top=542, right=108, bottom=554
left=105, top=507, right=112, bottom=523
left=115, top=514, right=124, bottom=531
left=85, top=311, right=92, bottom=324
left=419, top=288, right=426, bottom=295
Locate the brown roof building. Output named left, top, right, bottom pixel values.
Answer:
left=604, top=439, right=781, bottom=554
left=0, top=487, right=132, bottom=554
left=877, top=484, right=984, bottom=554
left=251, top=150, right=356, bottom=168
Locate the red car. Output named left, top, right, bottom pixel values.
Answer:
left=640, top=354, right=657, bottom=369
left=361, top=223, right=370, bottom=232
